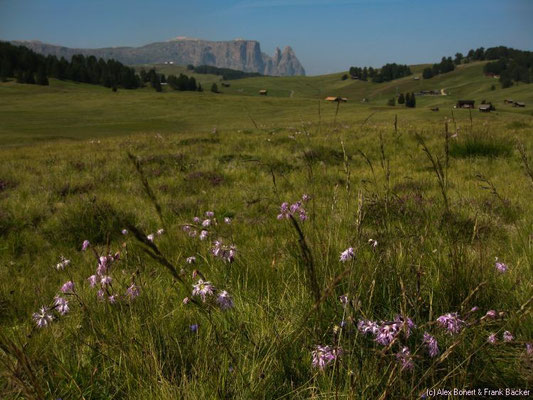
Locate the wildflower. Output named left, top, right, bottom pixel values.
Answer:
left=311, top=345, right=342, bottom=370
left=436, top=313, right=465, bottom=334
left=488, top=333, right=497, bottom=344
left=357, top=319, right=379, bottom=335
left=192, top=280, right=215, bottom=302
left=277, top=202, right=290, bottom=220
left=54, top=296, right=69, bottom=315
left=199, top=230, right=208, bottom=240
left=368, top=239, right=378, bottom=248
left=100, top=276, right=112, bottom=287
left=121, top=229, right=128, bottom=235
left=189, top=230, right=197, bottom=237
left=97, top=289, right=105, bottom=301
left=339, top=294, right=349, bottom=307
left=33, top=306, right=53, bottom=328
left=126, top=284, right=140, bottom=300
left=394, top=315, right=416, bottom=337
left=423, top=333, right=439, bottom=357
left=526, top=343, right=533, bottom=356
left=186, top=256, right=196, bottom=264
left=182, top=297, right=190, bottom=305
left=211, top=240, right=236, bottom=263
left=503, top=331, right=514, bottom=342
left=205, top=211, right=214, bottom=218
left=190, top=324, right=199, bottom=332
left=108, top=295, right=117, bottom=304
left=157, top=228, right=165, bottom=235
left=82, top=240, right=90, bottom=251
left=484, top=310, right=497, bottom=319
left=470, top=306, right=479, bottom=312
left=193, top=217, right=201, bottom=224
left=182, top=225, right=191, bottom=232
left=494, top=258, right=508, bottom=273
left=375, top=323, right=401, bottom=346
left=88, top=275, right=98, bottom=288
left=55, top=256, right=71, bottom=270
left=302, top=194, right=311, bottom=202
left=202, top=219, right=211, bottom=227
left=224, top=217, right=231, bottom=224
left=216, top=290, right=234, bottom=310
left=339, top=247, right=355, bottom=262
left=147, top=234, right=154, bottom=242
left=60, top=281, right=75, bottom=293
left=396, top=347, right=414, bottom=371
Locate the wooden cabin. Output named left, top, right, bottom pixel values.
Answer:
left=456, top=100, right=475, bottom=109
left=259, top=89, right=268, bottom=95
left=513, top=102, right=525, bottom=108
left=325, top=96, right=348, bottom=103
left=479, top=103, right=494, bottom=112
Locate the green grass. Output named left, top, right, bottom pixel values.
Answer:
left=0, top=70, right=532, bottom=399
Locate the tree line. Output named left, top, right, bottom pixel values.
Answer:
left=348, top=63, right=412, bottom=83
left=0, top=41, right=141, bottom=88
left=188, top=64, right=262, bottom=80
left=139, top=68, right=202, bottom=93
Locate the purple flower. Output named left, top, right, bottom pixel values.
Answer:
left=423, top=332, right=439, bottom=357
left=503, top=331, right=514, bottom=342
left=357, top=319, right=379, bottom=335
left=396, top=347, right=414, bottom=371
left=277, top=202, right=290, bottom=220
left=193, top=217, right=201, bottom=224
left=526, top=343, right=532, bottom=356
left=126, top=284, right=140, bottom=300
left=186, top=256, right=196, bottom=264
left=494, top=258, right=508, bottom=273
left=108, top=295, right=117, bottom=304
left=182, top=297, right=190, bottom=305
left=488, top=333, right=497, bottom=344
left=202, top=219, right=211, bottom=227
left=182, top=225, right=191, bottom=232
left=302, top=194, right=311, bottom=202
left=205, top=211, right=215, bottom=218
left=121, top=229, right=128, bottom=235
left=190, top=324, right=199, bottom=332
left=394, top=315, right=416, bottom=337
left=88, top=275, right=98, bottom=288
left=147, top=233, right=154, bottom=242
left=436, top=313, right=465, bottom=334
left=192, top=280, right=215, bottom=302
left=82, top=240, right=90, bottom=251
left=32, top=306, right=54, bottom=328
left=100, top=275, right=112, bottom=287
left=470, top=306, right=479, bottom=312
left=339, top=247, right=355, bottom=262
left=97, top=289, right=105, bottom=301
left=216, top=290, right=234, bottom=310
left=484, top=310, right=497, bottom=319
left=60, top=280, right=75, bottom=293
left=199, top=230, right=208, bottom=240
left=339, top=294, right=349, bottom=307
left=188, top=230, right=197, bottom=237
left=54, top=296, right=70, bottom=315
left=375, top=323, right=401, bottom=346
left=311, top=345, right=342, bottom=370
left=211, top=240, right=236, bottom=263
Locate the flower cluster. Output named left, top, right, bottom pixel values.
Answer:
left=147, top=228, right=165, bottom=242
left=494, top=258, right=508, bottom=273
left=311, top=345, right=342, bottom=370
left=339, top=247, right=355, bottom=262
left=436, top=312, right=466, bottom=334
left=277, top=194, right=310, bottom=221
left=55, top=256, right=71, bottom=270
left=211, top=240, right=237, bottom=263
left=422, top=332, right=439, bottom=357
left=357, top=315, right=415, bottom=346
left=191, top=279, right=234, bottom=311
left=396, top=346, right=414, bottom=371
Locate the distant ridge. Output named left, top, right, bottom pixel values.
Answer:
left=10, top=38, right=306, bottom=76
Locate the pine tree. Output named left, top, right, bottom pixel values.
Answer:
left=36, top=66, right=49, bottom=85
left=405, top=93, right=411, bottom=107
left=398, top=93, right=405, bottom=104
left=24, top=70, right=35, bottom=84
left=410, top=92, right=416, bottom=108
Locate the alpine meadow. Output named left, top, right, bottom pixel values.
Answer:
left=1, top=3, right=533, bottom=398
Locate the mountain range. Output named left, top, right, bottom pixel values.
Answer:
left=10, top=38, right=306, bottom=76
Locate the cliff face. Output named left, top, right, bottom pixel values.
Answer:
left=11, top=38, right=306, bottom=76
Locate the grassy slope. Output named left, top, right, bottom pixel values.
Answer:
left=1, top=63, right=532, bottom=146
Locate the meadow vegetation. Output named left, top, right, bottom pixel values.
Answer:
left=0, top=71, right=532, bottom=399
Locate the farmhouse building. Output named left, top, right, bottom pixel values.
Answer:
left=325, top=96, right=348, bottom=102
left=259, top=89, right=268, bottom=95
left=504, top=99, right=514, bottom=104
left=456, top=100, right=475, bottom=109
left=479, top=103, right=494, bottom=112
left=514, top=102, right=526, bottom=107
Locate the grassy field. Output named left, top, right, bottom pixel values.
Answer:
left=0, top=68, right=532, bottom=398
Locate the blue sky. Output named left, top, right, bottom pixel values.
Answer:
left=1, top=0, right=532, bottom=75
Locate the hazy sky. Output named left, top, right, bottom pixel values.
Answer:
left=1, top=0, right=532, bottom=75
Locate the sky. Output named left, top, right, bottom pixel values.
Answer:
left=1, top=0, right=532, bottom=75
